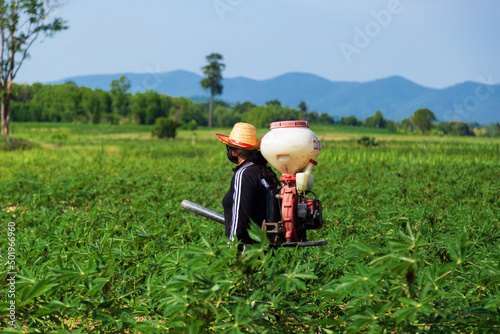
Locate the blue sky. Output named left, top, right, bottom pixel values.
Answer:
left=16, top=0, right=500, bottom=89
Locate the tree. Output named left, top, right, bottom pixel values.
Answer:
left=231, top=101, right=255, bottom=115
left=411, top=108, right=436, bottom=134
left=494, top=123, right=500, bottom=137
left=386, top=120, right=397, bottom=133
left=317, top=112, right=334, bottom=124
left=243, top=104, right=300, bottom=128
left=0, top=0, right=67, bottom=135
left=81, top=89, right=100, bottom=124
left=298, top=101, right=307, bottom=120
left=265, top=99, right=281, bottom=106
left=447, top=121, right=472, bottom=136
left=200, top=53, right=225, bottom=127
left=364, top=110, right=386, bottom=129
left=110, top=76, right=131, bottom=118
left=306, top=110, right=318, bottom=123
left=213, top=105, right=241, bottom=127
left=98, top=90, right=114, bottom=123
left=152, top=117, right=179, bottom=139
left=341, top=115, right=361, bottom=126
left=401, top=118, right=413, bottom=132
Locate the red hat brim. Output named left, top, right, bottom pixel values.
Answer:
left=215, top=133, right=261, bottom=150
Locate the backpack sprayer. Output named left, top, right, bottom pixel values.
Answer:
left=181, top=120, right=327, bottom=247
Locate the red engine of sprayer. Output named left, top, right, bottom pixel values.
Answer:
left=274, top=172, right=323, bottom=244
left=263, top=171, right=323, bottom=246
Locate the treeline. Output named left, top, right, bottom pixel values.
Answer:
left=10, top=78, right=207, bottom=126
left=9, top=78, right=334, bottom=128
left=9, top=77, right=500, bottom=136
left=336, top=109, right=500, bottom=137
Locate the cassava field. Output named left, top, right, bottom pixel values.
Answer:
left=1, top=123, right=499, bottom=333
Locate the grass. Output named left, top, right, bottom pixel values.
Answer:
left=0, top=122, right=499, bottom=332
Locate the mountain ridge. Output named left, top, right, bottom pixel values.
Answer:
left=48, top=70, right=500, bottom=123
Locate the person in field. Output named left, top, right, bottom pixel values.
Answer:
left=215, top=123, right=279, bottom=247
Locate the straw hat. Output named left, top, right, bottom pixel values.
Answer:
left=215, top=122, right=261, bottom=149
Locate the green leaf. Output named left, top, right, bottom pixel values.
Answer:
left=448, top=233, right=467, bottom=265
left=349, top=241, right=376, bottom=258
left=19, top=280, right=58, bottom=306
left=392, top=306, right=417, bottom=325
left=398, top=297, right=419, bottom=307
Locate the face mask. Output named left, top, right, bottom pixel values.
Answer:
left=227, top=146, right=239, bottom=164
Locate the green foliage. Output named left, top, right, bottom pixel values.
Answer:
left=152, top=117, right=180, bottom=139
left=265, top=99, right=281, bottom=106
left=364, top=110, right=387, bottom=129
left=213, top=105, right=242, bottom=127
left=9, top=82, right=209, bottom=126
left=411, top=108, right=436, bottom=134
left=200, top=53, right=225, bottom=127
left=298, top=101, right=308, bottom=120
left=10, top=81, right=496, bottom=138
left=0, top=136, right=35, bottom=151
left=444, top=121, right=473, bottom=136
left=341, top=115, right=362, bottom=126
left=110, top=76, right=131, bottom=117
left=11, top=83, right=114, bottom=123
left=0, top=124, right=499, bottom=332
left=200, top=53, right=225, bottom=97
left=311, top=112, right=334, bottom=124
left=0, top=0, right=68, bottom=134
left=243, top=104, right=300, bottom=128
left=130, top=90, right=171, bottom=125
left=357, top=136, right=378, bottom=147
left=387, top=120, right=398, bottom=133
left=494, top=123, right=500, bottom=136
left=50, top=131, right=69, bottom=140
left=183, top=120, right=198, bottom=131
left=232, top=101, right=256, bottom=114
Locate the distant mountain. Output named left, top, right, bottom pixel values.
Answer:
left=50, top=70, right=500, bottom=123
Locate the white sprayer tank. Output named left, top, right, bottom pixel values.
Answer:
left=260, top=121, right=322, bottom=175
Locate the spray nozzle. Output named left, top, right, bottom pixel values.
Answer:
left=296, top=160, right=317, bottom=192
left=304, top=159, right=317, bottom=174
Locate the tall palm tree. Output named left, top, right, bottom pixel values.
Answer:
left=200, top=53, right=225, bottom=127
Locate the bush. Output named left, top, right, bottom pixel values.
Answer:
left=387, top=121, right=398, bottom=133
left=51, top=132, right=69, bottom=140
left=152, top=117, right=180, bottom=139
left=182, top=119, right=197, bottom=131
left=0, top=136, right=36, bottom=151
left=357, top=136, right=378, bottom=147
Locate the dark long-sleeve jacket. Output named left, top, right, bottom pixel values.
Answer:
left=222, top=161, right=268, bottom=244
